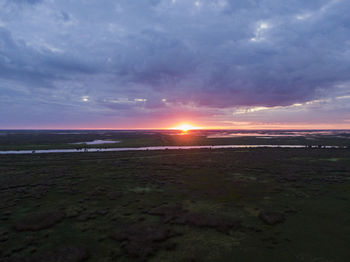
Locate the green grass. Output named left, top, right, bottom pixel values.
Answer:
left=0, top=148, right=350, bottom=261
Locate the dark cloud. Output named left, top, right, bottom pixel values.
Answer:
left=59, top=11, right=70, bottom=22
left=1, top=0, right=350, bottom=127
left=6, top=0, right=43, bottom=5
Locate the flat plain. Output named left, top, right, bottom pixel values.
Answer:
left=0, top=131, right=350, bottom=261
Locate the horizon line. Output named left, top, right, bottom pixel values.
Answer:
left=1, top=128, right=350, bottom=131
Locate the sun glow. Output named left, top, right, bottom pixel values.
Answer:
left=173, top=123, right=198, bottom=132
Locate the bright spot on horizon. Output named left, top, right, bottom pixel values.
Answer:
left=173, top=123, right=198, bottom=132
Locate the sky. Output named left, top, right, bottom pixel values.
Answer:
left=0, top=0, right=350, bottom=129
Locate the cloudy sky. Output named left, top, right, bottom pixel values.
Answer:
left=1, top=0, right=350, bottom=129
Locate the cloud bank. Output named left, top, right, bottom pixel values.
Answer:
left=1, top=0, right=350, bottom=128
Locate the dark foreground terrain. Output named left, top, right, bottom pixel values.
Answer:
left=1, top=148, right=350, bottom=261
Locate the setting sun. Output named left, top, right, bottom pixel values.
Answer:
left=173, top=124, right=198, bottom=132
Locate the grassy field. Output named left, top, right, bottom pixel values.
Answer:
left=1, top=147, right=350, bottom=261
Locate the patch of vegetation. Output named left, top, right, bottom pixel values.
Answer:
left=1, top=130, right=350, bottom=150
left=0, top=146, right=350, bottom=261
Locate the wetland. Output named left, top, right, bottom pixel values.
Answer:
left=0, top=130, right=349, bottom=261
